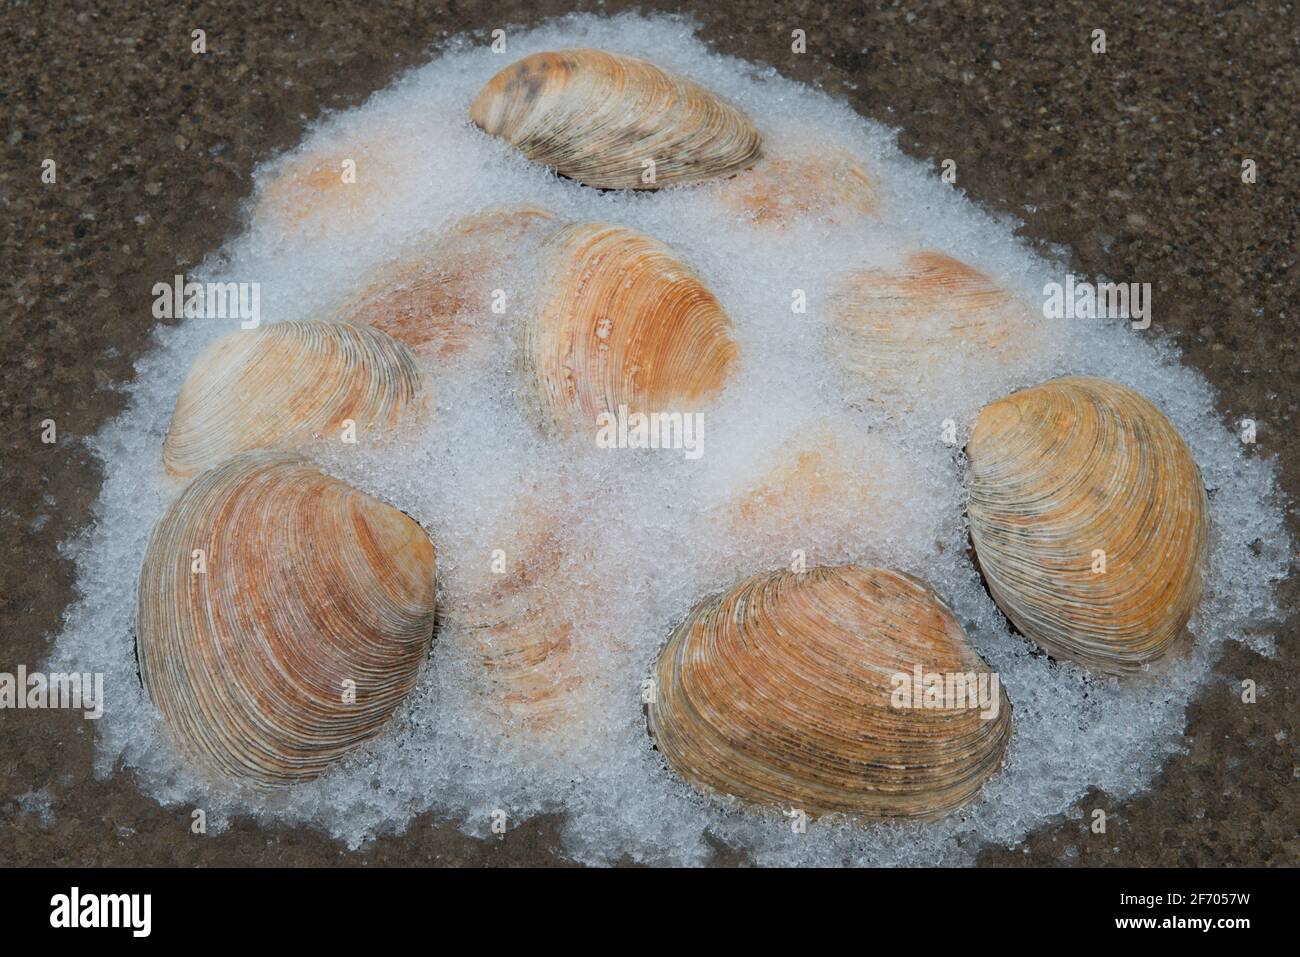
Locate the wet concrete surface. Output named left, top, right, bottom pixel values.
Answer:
left=1, top=0, right=1296, bottom=866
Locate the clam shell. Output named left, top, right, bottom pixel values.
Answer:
left=449, top=489, right=588, bottom=731
left=828, top=251, right=1041, bottom=409
left=523, top=222, right=737, bottom=435
left=333, top=205, right=558, bottom=361
left=648, top=565, right=1012, bottom=819
left=717, top=147, right=877, bottom=228
left=470, top=608, right=582, bottom=730
left=710, top=425, right=933, bottom=574
left=967, top=376, right=1209, bottom=675
left=136, top=452, right=437, bottom=787
left=253, top=130, right=411, bottom=237
left=163, top=320, right=422, bottom=479
left=470, top=49, right=762, bottom=190
left=723, top=429, right=892, bottom=531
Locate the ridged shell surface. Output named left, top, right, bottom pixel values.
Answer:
left=136, top=452, right=438, bottom=788
left=829, top=251, right=1041, bottom=409
left=967, top=376, right=1209, bottom=675
left=470, top=49, right=762, bottom=190
left=449, top=490, right=590, bottom=731
left=524, top=222, right=737, bottom=434
left=648, top=565, right=1012, bottom=819
left=333, top=205, right=557, bottom=361
left=717, top=148, right=877, bottom=228
left=163, top=320, right=422, bottom=478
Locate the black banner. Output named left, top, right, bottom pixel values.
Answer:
left=0, top=867, right=1279, bottom=941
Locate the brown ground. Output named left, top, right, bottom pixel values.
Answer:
left=1, top=0, right=1295, bottom=866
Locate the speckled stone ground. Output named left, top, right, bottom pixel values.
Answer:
left=2, top=0, right=1295, bottom=866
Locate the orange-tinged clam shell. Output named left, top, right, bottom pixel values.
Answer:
left=648, top=565, right=1011, bottom=819
left=470, top=49, right=762, bottom=190
left=717, top=148, right=877, bottom=228
left=828, top=251, right=1041, bottom=409
left=523, top=222, right=737, bottom=435
left=253, top=131, right=411, bottom=237
left=967, top=376, right=1210, bottom=675
left=333, top=205, right=558, bottom=361
left=711, top=426, right=927, bottom=571
left=163, top=320, right=422, bottom=479
left=448, top=489, right=590, bottom=732
left=136, top=452, right=438, bottom=788
left=724, top=430, right=882, bottom=531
